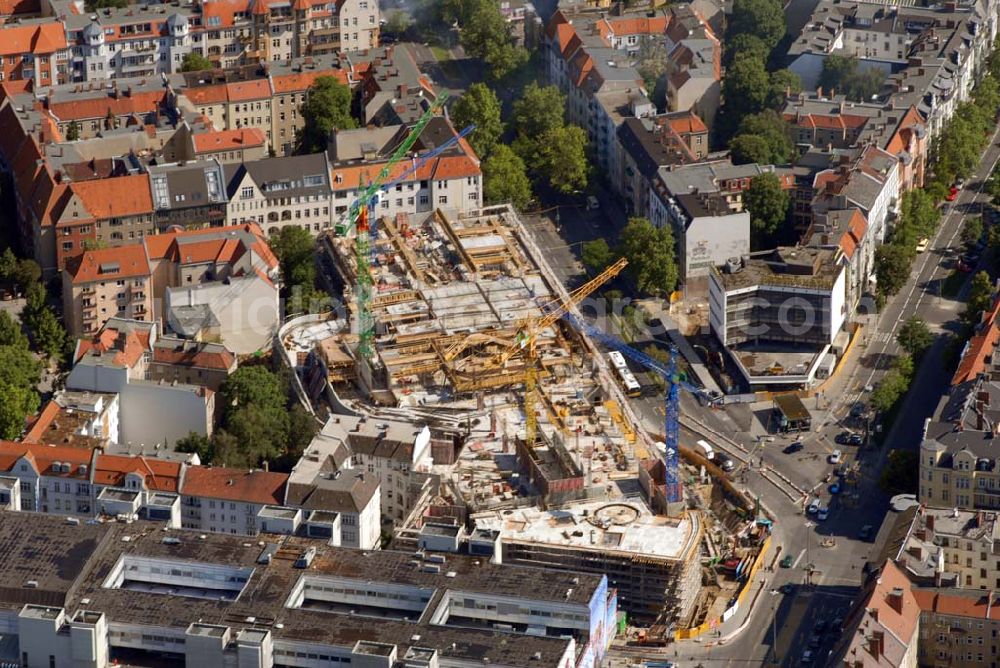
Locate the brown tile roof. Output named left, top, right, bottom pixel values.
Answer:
left=192, top=128, right=266, bottom=153
left=74, top=326, right=152, bottom=368
left=271, top=68, right=349, bottom=93
left=0, top=21, right=67, bottom=56
left=152, top=341, right=236, bottom=371
left=952, top=294, right=1000, bottom=386
left=181, top=466, right=287, bottom=505
left=667, top=112, right=708, bottom=135
left=69, top=174, right=153, bottom=220
left=65, top=242, right=151, bottom=285
left=93, top=453, right=182, bottom=493
left=226, top=79, right=271, bottom=102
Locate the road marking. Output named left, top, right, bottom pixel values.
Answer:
left=792, top=548, right=806, bottom=569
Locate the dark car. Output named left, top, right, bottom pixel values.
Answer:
left=958, top=260, right=974, bottom=273
left=859, top=524, right=874, bottom=540
left=848, top=433, right=865, bottom=446
left=814, top=620, right=828, bottom=634
left=780, top=554, right=794, bottom=568
left=783, top=442, right=804, bottom=455
left=850, top=403, right=866, bottom=418
left=963, top=253, right=981, bottom=266
left=835, top=431, right=851, bottom=445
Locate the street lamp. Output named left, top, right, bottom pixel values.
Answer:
left=804, top=521, right=815, bottom=586
left=770, top=589, right=781, bottom=664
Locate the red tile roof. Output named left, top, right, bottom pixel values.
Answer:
left=181, top=466, right=287, bottom=505
left=74, top=326, right=151, bottom=367
left=182, top=84, right=229, bottom=106
left=0, top=0, right=41, bottom=17
left=69, top=174, right=153, bottom=220
left=667, top=113, right=708, bottom=135
left=0, top=441, right=92, bottom=477
left=200, top=0, right=250, bottom=28
left=0, top=21, right=67, bottom=56
left=192, top=128, right=266, bottom=153
left=23, top=400, right=63, bottom=444
left=65, top=243, right=151, bottom=285
left=46, top=90, right=164, bottom=122
left=952, top=293, right=1000, bottom=385
left=93, top=453, right=182, bottom=493
left=271, top=68, right=349, bottom=93
left=152, top=343, right=236, bottom=371
left=226, top=79, right=271, bottom=102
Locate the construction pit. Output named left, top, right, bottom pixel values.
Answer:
left=281, top=204, right=768, bottom=634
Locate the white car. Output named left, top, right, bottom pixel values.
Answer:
left=916, top=237, right=929, bottom=253
left=817, top=507, right=830, bottom=521
left=829, top=450, right=843, bottom=465
left=807, top=497, right=821, bottom=514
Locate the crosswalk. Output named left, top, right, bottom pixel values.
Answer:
left=869, top=331, right=894, bottom=345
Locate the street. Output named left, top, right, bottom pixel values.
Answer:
left=521, top=121, right=1000, bottom=666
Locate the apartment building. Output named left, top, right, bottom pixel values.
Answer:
left=179, top=466, right=289, bottom=535
left=913, top=587, right=1000, bottom=667
left=300, top=414, right=434, bottom=525
left=35, top=77, right=171, bottom=141
left=802, top=207, right=871, bottom=313
left=811, top=145, right=900, bottom=245
left=614, top=111, right=709, bottom=217
left=284, top=465, right=382, bottom=549
left=62, top=242, right=154, bottom=335
left=829, top=560, right=920, bottom=668
left=170, top=57, right=353, bottom=153
left=663, top=4, right=721, bottom=128
left=896, top=506, right=1000, bottom=591
left=328, top=117, right=482, bottom=222
left=655, top=190, right=750, bottom=286
left=0, top=20, right=69, bottom=85
left=147, top=337, right=237, bottom=392
left=0, top=512, right=609, bottom=668
left=148, top=159, right=229, bottom=230
left=223, top=152, right=333, bottom=234
left=189, top=127, right=268, bottom=164
left=23, top=390, right=120, bottom=449
left=354, top=44, right=437, bottom=126
left=710, top=247, right=847, bottom=349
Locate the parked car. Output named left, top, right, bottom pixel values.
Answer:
left=946, top=186, right=959, bottom=201
left=835, top=431, right=852, bottom=445
left=916, top=237, right=930, bottom=253
left=963, top=252, right=980, bottom=266
left=829, top=482, right=841, bottom=494
left=784, top=441, right=804, bottom=455
left=814, top=620, right=828, bottom=634
left=859, top=524, right=874, bottom=540
left=801, top=649, right=815, bottom=664
left=807, top=497, right=821, bottom=514
left=716, top=453, right=736, bottom=473
left=585, top=195, right=600, bottom=210
left=850, top=403, right=866, bottom=418
left=817, top=507, right=830, bottom=521
left=958, top=260, right=974, bottom=273
left=780, top=554, right=795, bottom=568
left=829, top=450, right=843, bottom=464
left=848, top=433, right=865, bottom=446
left=809, top=634, right=822, bottom=648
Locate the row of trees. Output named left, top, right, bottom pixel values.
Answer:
left=177, top=365, right=319, bottom=470
left=441, top=0, right=528, bottom=81
left=868, top=316, right=933, bottom=414
left=581, top=217, right=678, bottom=296
left=874, top=189, right=940, bottom=298
left=0, top=251, right=67, bottom=362
left=270, top=226, right=326, bottom=313
left=454, top=82, right=589, bottom=210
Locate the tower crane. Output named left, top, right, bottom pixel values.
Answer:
left=562, top=311, right=719, bottom=504
left=449, top=257, right=628, bottom=448
left=332, top=91, right=465, bottom=362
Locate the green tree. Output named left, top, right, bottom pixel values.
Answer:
left=510, top=83, right=565, bottom=139
left=176, top=431, right=213, bottom=462
left=729, top=134, right=773, bottom=165
left=209, top=430, right=248, bottom=468
left=967, top=270, right=995, bottom=321
left=450, top=83, right=503, bottom=159
left=619, top=217, right=678, bottom=296
left=871, top=368, right=909, bottom=413
left=460, top=2, right=528, bottom=80
left=297, top=76, right=357, bottom=154
left=725, top=33, right=769, bottom=68
left=728, top=0, right=786, bottom=50
left=744, top=172, right=789, bottom=244
left=936, top=113, right=982, bottom=183
left=720, top=56, right=770, bottom=127
left=961, top=215, right=984, bottom=250
left=226, top=405, right=290, bottom=464
left=635, top=38, right=669, bottom=98
left=0, top=312, right=25, bottom=349
left=581, top=239, right=614, bottom=274
left=879, top=450, right=919, bottom=495
left=180, top=52, right=213, bottom=73
left=0, top=344, right=41, bottom=390
left=900, top=189, right=939, bottom=240
left=892, top=353, right=914, bottom=380
left=0, top=382, right=37, bottom=439
left=220, top=366, right=287, bottom=419
left=384, top=10, right=412, bottom=36
left=875, top=244, right=912, bottom=297
left=271, top=226, right=316, bottom=290
left=534, top=126, right=589, bottom=194
left=84, top=0, right=126, bottom=10
left=733, top=110, right=795, bottom=164
left=767, top=69, right=802, bottom=109
left=896, top=317, right=933, bottom=358
left=66, top=121, right=81, bottom=141
left=818, top=55, right=855, bottom=94
left=13, top=259, right=40, bottom=294
left=280, top=404, right=321, bottom=469
left=483, top=145, right=532, bottom=210
left=28, top=308, right=66, bottom=362
left=0, top=249, right=15, bottom=282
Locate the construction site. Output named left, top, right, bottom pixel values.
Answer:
left=276, top=200, right=769, bottom=635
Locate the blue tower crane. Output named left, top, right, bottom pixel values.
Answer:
left=562, top=311, right=717, bottom=503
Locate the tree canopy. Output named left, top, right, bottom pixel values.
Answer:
left=511, top=83, right=565, bottom=139
left=721, top=56, right=771, bottom=123
left=297, top=76, right=357, bottom=154
left=874, top=243, right=912, bottom=298
left=483, top=145, right=532, bottom=210
left=450, top=83, right=503, bottom=159
left=725, top=33, right=769, bottom=68
left=619, top=217, right=678, bottom=296
left=967, top=270, right=995, bottom=321
left=728, top=0, right=786, bottom=51
left=730, top=110, right=795, bottom=165
left=458, top=0, right=528, bottom=80
left=533, top=126, right=589, bottom=194
left=582, top=239, right=614, bottom=274
left=744, top=172, right=790, bottom=246
left=180, top=52, right=213, bottom=73
left=896, top=316, right=933, bottom=359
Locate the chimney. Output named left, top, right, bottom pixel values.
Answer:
left=868, top=607, right=878, bottom=623
left=887, top=587, right=904, bottom=614
left=978, top=510, right=985, bottom=527
left=817, top=86, right=824, bottom=98
left=868, top=631, right=885, bottom=658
